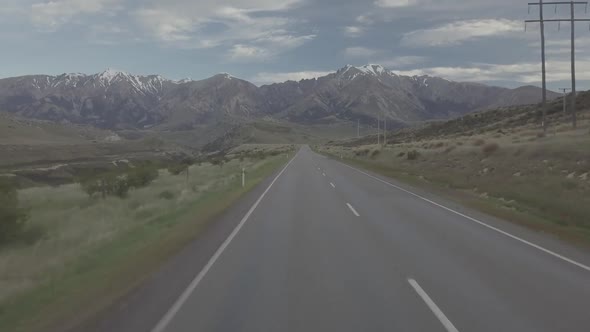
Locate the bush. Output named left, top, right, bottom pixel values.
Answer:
left=407, top=150, right=420, bottom=160
left=0, top=178, right=29, bottom=245
left=562, top=180, right=578, bottom=190
left=482, top=142, right=500, bottom=155
left=444, top=146, right=456, bottom=154
left=473, top=139, right=486, bottom=146
left=210, top=157, right=225, bottom=167
left=158, top=190, right=175, bottom=200
left=370, top=149, right=381, bottom=159
left=81, top=173, right=130, bottom=199
left=127, top=165, right=158, bottom=188
left=167, top=163, right=189, bottom=176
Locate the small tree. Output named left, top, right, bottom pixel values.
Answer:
left=0, top=178, right=28, bottom=245
left=127, top=165, right=158, bottom=188
left=81, top=173, right=130, bottom=199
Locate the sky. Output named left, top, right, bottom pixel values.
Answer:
left=1, top=0, right=589, bottom=90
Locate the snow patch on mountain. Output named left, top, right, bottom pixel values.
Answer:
left=356, top=64, right=385, bottom=76
left=338, top=64, right=397, bottom=80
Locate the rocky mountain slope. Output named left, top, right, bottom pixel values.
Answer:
left=261, top=65, right=558, bottom=127
left=0, top=65, right=558, bottom=130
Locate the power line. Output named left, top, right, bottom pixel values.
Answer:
left=526, top=1, right=590, bottom=129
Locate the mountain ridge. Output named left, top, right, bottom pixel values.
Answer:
left=0, top=65, right=560, bottom=131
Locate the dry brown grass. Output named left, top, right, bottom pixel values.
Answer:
left=318, top=122, right=590, bottom=245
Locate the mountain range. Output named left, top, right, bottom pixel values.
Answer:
left=0, top=64, right=559, bottom=131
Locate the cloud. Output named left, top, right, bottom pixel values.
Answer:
left=257, top=34, right=315, bottom=49
left=252, top=70, right=334, bottom=84
left=531, top=36, right=590, bottom=56
left=133, top=0, right=313, bottom=59
left=344, top=46, right=380, bottom=58
left=228, top=44, right=271, bottom=61
left=134, top=8, right=196, bottom=42
left=401, top=19, right=521, bottom=47
left=374, top=0, right=417, bottom=8
left=355, top=14, right=375, bottom=25
left=31, top=0, right=122, bottom=31
left=392, top=59, right=590, bottom=83
left=380, top=56, right=429, bottom=68
left=226, top=34, right=315, bottom=62
left=344, top=26, right=364, bottom=38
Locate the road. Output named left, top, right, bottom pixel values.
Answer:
left=85, top=146, right=590, bottom=332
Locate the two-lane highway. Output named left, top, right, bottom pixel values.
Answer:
left=151, top=146, right=590, bottom=332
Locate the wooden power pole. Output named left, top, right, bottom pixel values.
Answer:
left=526, top=1, right=590, bottom=129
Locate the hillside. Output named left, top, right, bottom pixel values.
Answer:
left=318, top=91, right=590, bottom=245
left=336, top=90, right=590, bottom=146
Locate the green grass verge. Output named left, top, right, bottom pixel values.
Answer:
left=0, top=155, right=288, bottom=332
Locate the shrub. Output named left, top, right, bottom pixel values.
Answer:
left=444, top=146, right=456, bottom=154
left=167, top=163, right=189, bottom=176
left=0, top=178, right=29, bottom=245
left=473, top=139, right=486, bottom=146
left=370, top=149, right=381, bottom=159
left=482, top=142, right=500, bottom=155
left=158, top=190, right=175, bottom=200
left=127, top=165, right=159, bottom=188
left=81, top=174, right=130, bottom=199
left=562, top=180, right=578, bottom=190
left=407, top=150, right=420, bottom=160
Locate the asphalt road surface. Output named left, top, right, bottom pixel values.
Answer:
left=84, top=146, right=590, bottom=332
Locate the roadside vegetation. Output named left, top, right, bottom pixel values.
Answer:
left=0, top=144, right=295, bottom=332
left=317, top=94, right=590, bottom=246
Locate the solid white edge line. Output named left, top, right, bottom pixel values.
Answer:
left=330, top=182, right=336, bottom=188
left=339, top=162, right=590, bottom=273
left=408, top=279, right=459, bottom=332
left=151, top=151, right=299, bottom=332
left=346, top=203, right=360, bottom=217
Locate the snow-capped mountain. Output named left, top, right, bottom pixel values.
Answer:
left=0, top=66, right=557, bottom=130
left=259, top=65, right=558, bottom=126
left=23, top=69, right=173, bottom=96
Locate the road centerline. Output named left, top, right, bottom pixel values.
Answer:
left=408, top=279, right=459, bottom=332
left=346, top=203, right=360, bottom=217
left=330, top=182, right=336, bottom=188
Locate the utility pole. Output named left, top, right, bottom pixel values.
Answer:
left=526, top=1, right=590, bottom=129
left=571, top=1, right=578, bottom=128
left=526, top=0, right=548, bottom=132
left=383, top=117, right=387, bottom=147
left=377, top=115, right=381, bottom=146
left=559, top=88, right=571, bottom=114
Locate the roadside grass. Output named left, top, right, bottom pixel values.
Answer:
left=0, top=150, right=291, bottom=332
left=316, top=124, right=590, bottom=246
